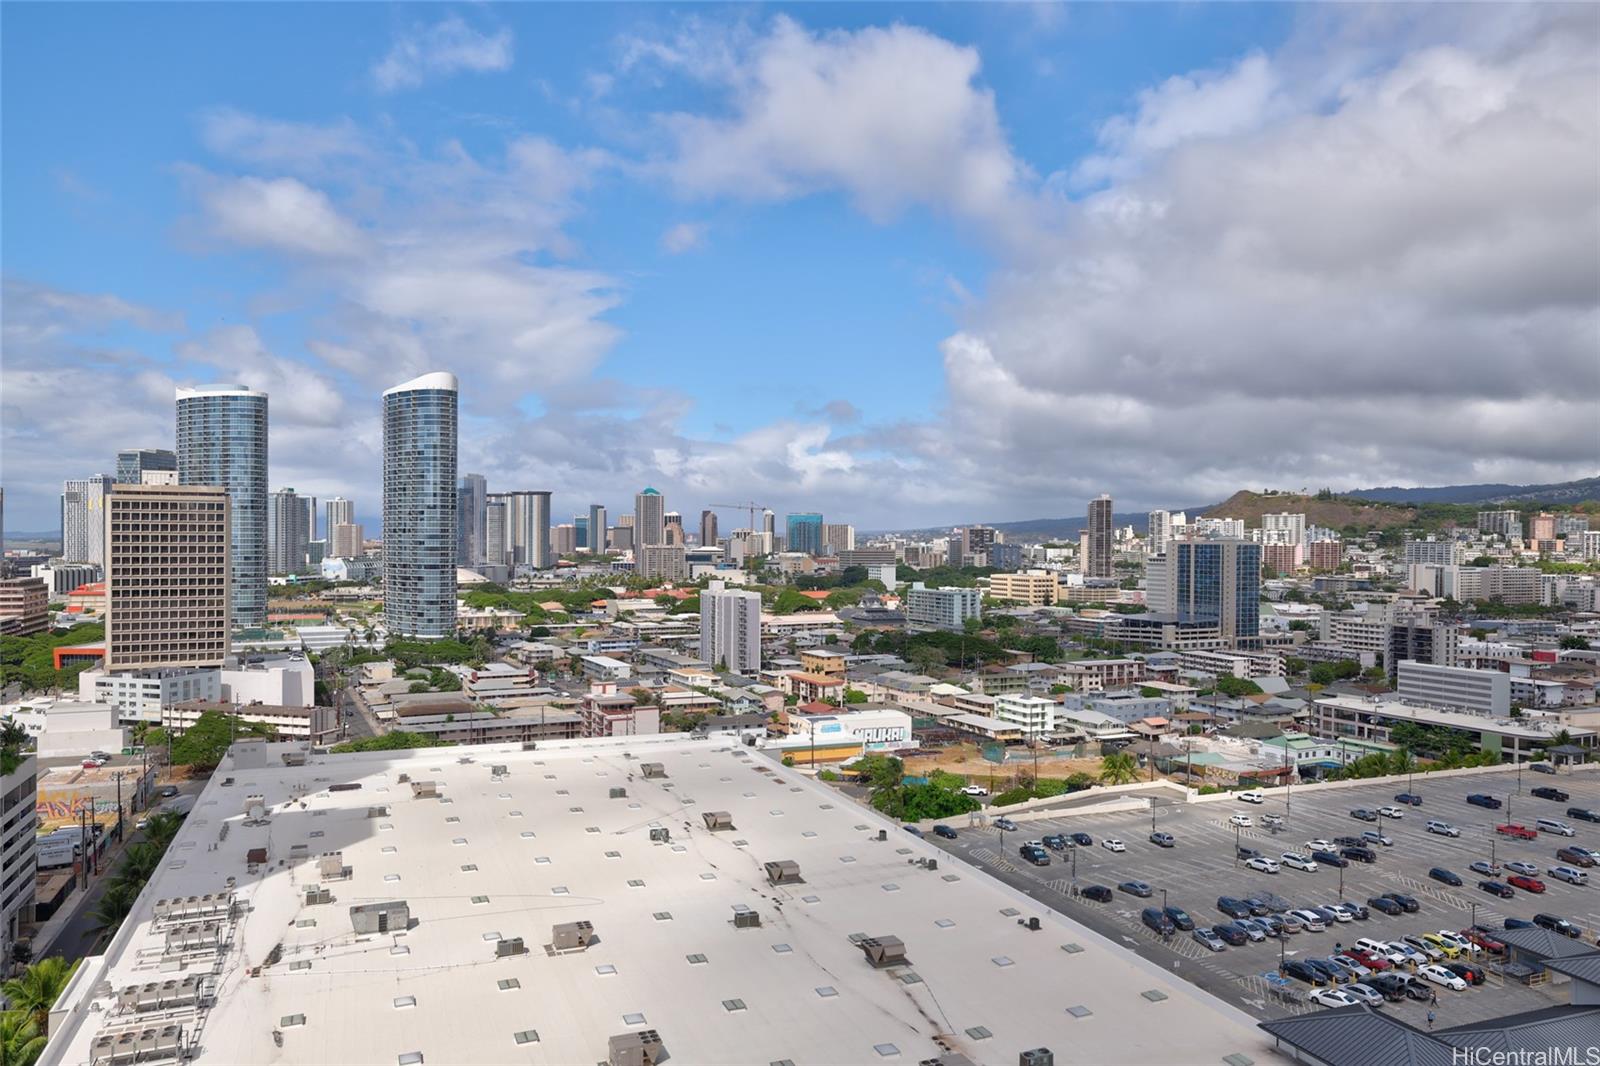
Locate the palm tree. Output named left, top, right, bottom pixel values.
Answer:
left=1, top=956, right=78, bottom=1032
left=140, top=811, right=185, bottom=851
left=87, top=881, right=140, bottom=938
left=1099, top=751, right=1139, bottom=786
left=0, top=1010, right=46, bottom=1066
left=116, top=842, right=163, bottom=886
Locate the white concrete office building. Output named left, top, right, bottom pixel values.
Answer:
left=1395, top=660, right=1511, bottom=716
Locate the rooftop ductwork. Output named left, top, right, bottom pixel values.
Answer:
left=608, top=1030, right=665, bottom=1066
left=702, top=811, right=734, bottom=832
left=552, top=920, right=595, bottom=951
left=640, top=763, right=666, bottom=779
left=764, top=860, right=802, bottom=886
left=349, top=900, right=410, bottom=936
left=410, top=780, right=439, bottom=799
left=859, top=935, right=908, bottom=969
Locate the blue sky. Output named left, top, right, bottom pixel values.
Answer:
left=3, top=4, right=1595, bottom=532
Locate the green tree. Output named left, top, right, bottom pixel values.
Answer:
left=1559, top=635, right=1590, bottom=650
left=2, top=957, right=78, bottom=1032
left=843, top=688, right=869, bottom=704
left=329, top=730, right=447, bottom=754
left=1099, top=751, right=1139, bottom=785
left=87, top=880, right=140, bottom=937
left=167, top=712, right=275, bottom=771
left=1214, top=675, right=1263, bottom=698
left=0, top=1009, right=46, bottom=1066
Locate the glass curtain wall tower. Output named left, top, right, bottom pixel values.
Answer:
left=383, top=373, right=458, bottom=638
left=177, top=384, right=268, bottom=627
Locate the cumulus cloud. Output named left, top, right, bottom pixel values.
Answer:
left=372, top=15, right=513, bottom=92
left=660, top=221, right=706, bottom=253
left=195, top=174, right=369, bottom=257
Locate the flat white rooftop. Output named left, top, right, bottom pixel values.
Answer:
left=46, top=735, right=1273, bottom=1066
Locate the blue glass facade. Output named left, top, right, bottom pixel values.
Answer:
left=786, top=512, right=824, bottom=556
left=1173, top=540, right=1260, bottom=644
left=383, top=373, right=458, bottom=639
left=177, top=385, right=268, bottom=627
left=574, top=516, right=589, bottom=549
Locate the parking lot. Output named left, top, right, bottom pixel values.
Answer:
left=925, top=766, right=1600, bottom=1027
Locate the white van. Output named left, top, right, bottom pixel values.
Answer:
left=1536, top=818, right=1575, bottom=837
left=1238, top=790, right=1265, bottom=804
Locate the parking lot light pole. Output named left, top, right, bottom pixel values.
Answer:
left=1338, top=862, right=1345, bottom=899
left=1235, top=822, right=1241, bottom=867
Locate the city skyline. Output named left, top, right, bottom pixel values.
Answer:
left=4, top=5, right=1596, bottom=531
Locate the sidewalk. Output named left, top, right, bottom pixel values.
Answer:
left=27, top=813, right=153, bottom=959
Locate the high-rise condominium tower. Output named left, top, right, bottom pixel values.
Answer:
left=104, top=484, right=231, bottom=670
left=268, top=488, right=312, bottom=574
left=635, top=488, right=665, bottom=547
left=1147, top=510, right=1173, bottom=557
left=382, top=372, right=458, bottom=639
left=699, top=509, right=718, bottom=548
left=505, top=491, right=551, bottom=568
left=177, top=384, right=268, bottom=627
left=1086, top=494, right=1114, bottom=579
left=115, top=448, right=176, bottom=485
left=786, top=513, right=824, bottom=556
left=456, top=474, right=486, bottom=567
left=326, top=496, right=355, bottom=535
left=701, top=581, right=761, bottom=674
left=61, top=475, right=115, bottom=566
left=589, top=504, right=607, bottom=553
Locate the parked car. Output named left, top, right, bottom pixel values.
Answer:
left=1243, top=917, right=1282, bottom=940
left=1119, top=881, right=1153, bottom=898
left=1508, top=875, right=1547, bottom=893
left=1505, top=860, right=1539, bottom=876
left=1550, top=865, right=1589, bottom=885
left=1238, top=790, right=1266, bottom=804
left=1331, top=954, right=1372, bottom=978
left=1141, top=907, right=1176, bottom=935
left=1347, top=948, right=1392, bottom=972
left=1081, top=885, right=1113, bottom=903
left=1163, top=906, right=1195, bottom=931
left=1192, top=927, right=1227, bottom=952
left=1426, top=820, right=1460, bottom=837
left=1230, top=813, right=1253, bottom=828
left=1389, top=942, right=1430, bottom=969
left=1429, top=868, right=1464, bottom=887
left=1232, top=920, right=1267, bottom=943
left=158, top=784, right=180, bottom=799
left=1273, top=912, right=1304, bottom=935
left=1282, top=853, right=1319, bottom=872
left=1478, top=880, right=1515, bottom=899
left=1532, top=914, right=1582, bottom=938
left=1467, top=794, right=1503, bottom=810
left=960, top=785, right=989, bottom=797
left=1262, top=814, right=1285, bottom=829
left=1340, top=900, right=1370, bottom=921
left=1309, top=987, right=1360, bottom=1008
left=1530, top=762, right=1556, bottom=774
left=1469, top=860, right=1500, bottom=876
left=1365, top=973, right=1410, bottom=1000
left=1378, top=806, right=1405, bottom=819
left=1237, top=846, right=1263, bottom=861
left=1102, top=838, right=1126, bottom=853
left=1400, top=935, right=1444, bottom=961
left=1341, top=845, right=1377, bottom=863
left=1444, top=961, right=1486, bottom=986
left=1217, top=896, right=1253, bottom=919
left=1394, top=792, right=1423, bottom=806
left=1462, top=927, right=1505, bottom=954
left=1280, top=959, right=1326, bottom=986
left=1246, top=855, right=1280, bottom=874
left=994, top=817, right=1019, bottom=831
left=933, top=825, right=958, bottom=840
left=1433, top=931, right=1477, bottom=956
left=1536, top=819, right=1575, bottom=837
left=1333, top=835, right=1364, bottom=848
left=1070, top=832, right=1094, bottom=847
left=1351, top=808, right=1379, bottom=822
left=1149, top=832, right=1176, bottom=848
left=1243, top=897, right=1271, bottom=916
left=1214, top=923, right=1249, bottom=946
left=1362, top=830, right=1394, bottom=847
left=1343, top=982, right=1385, bottom=1006
left=1496, top=823, right=1538, bottom=840
left=1289, top=908, right=1328, bottom=932
left=1020, top=845, right=1051, bottom=866
left=1384, top=892, right=1421, bottom=914
left=1041, top=833, right=1067, bottom=850
left=1419, top=964, right=1467, bottom=991
left=1557, top=847, right=1596, bottom=868
left=1306, top=838, right=1335, bottom=852
left=1567, top=807, right=1600, bottom=824
left=1367, top=895, right=1404, bottom=916
left=1313, top=850, right=1348, bottom=868
left=1531, top=786, right=1570, bottom=802
left=1305, top=958, right=1349, bottom=985
left=904, top=826, right=924, bottom=836
left=1420, top=933, right=1462, bottom=959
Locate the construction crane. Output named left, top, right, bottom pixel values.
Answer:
left=709, top=502, right=770, bottom=532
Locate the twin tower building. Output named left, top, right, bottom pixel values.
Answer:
left=120, top=374, right=458, bottom=669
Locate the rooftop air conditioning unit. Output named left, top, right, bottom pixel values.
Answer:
left=608, top=1030, right=665, bottom=1066
left=764, top=860, right=802, bottom=886
left=410, top=780, right=439, bottom=799
left=649, top=827, right=671, bottom=843
left=242, top=794, right=266, bottom=814
left=490, top=765, right=508, bottom=776
left=921, top=1056, right=977, bottom=1066
left=349, top=900, right=410, bottom=936
left=1019, top=1051, right=1054, bottom=1066
left=859, top=936, right=908, bottom=969
left=367, top=806, right=390, bottom=819
left=551, top=920, right=595, bottom=951
left=702, top=811, right=734, bottom=832
left=640, top=763, right=666, bottom=779
left=317, top=852, right=345, bottom=878
left=610, top=787, right=627, bottom=799
left=732, top=910, right=761, bottom=929
left=495, top=937, right=527, bottom=958
left=304, top=887, right=332, bottom=906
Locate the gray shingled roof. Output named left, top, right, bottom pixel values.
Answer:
left=1258, top=1005, right=1456, bottom=1066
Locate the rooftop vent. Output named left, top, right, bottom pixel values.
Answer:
left=608, top=1030, right=665, bottom=1066
left=349, top=900, right=410, bottom=936
left=640, top=763, right=666, bottom=779
left=495, top=937, right=528, bottom=958
left=552, top=920, right=595, bottom=951
left=859, top=936, right=908, bottom=969
left=410, top=780, right=439, bottom=799
left=610, top=787, right=627, bottom=799
left=1019, top=1051, right=1054, bottom=1066
left=764, top=860, right=803, bottom=886
left=702, top=811, right=734, bottom=832
left=649, top=827, right=672, bottom=843
left=490, top=764, right=508, bottom=776
left=733, top=910, right=762, bottom=929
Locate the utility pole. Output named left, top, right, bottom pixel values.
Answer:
left=114, top=773, right=124, bottom=842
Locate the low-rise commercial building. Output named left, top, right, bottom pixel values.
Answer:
left=1395, top=660, right=1512, bottom=715
left=1312, top=692, right=1596, bottom=763
left=165, top=699, right=339, bottom=745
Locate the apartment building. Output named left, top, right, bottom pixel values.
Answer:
left=988, top=570, right=1060, bottom=606
left=993, top=693, right=1056, bottom=740
left=903, top=583, right=981, bottom=630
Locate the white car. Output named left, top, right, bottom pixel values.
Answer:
left=1344, top=982, right=1385, bottom=1006
left=1245, top=856, right=1280, bottom=873
left=1238, top=790, right=1266, bottom=804
left=1230, top=813, right=1253, bottom=828
left=1426, top=820, right=1460, bottom=837
left=960, top=785, right=989, bottom=797
left=1324, top=903, right=1355, bottom=923
left=1309, top=988, right=1360, bottom=1008
left=1290, top=909, right=1328, bottom=932
left=1306, top=839, right=1334, bottom=852
left=1102, top=838, right=1126, bottom=853
left=1419, top=964, right=1467, bottom=991
left=1378, top=806, right=1405, bottom=819
left=1389, top=942, right=1429, bottom=967
left=1434, top=930, right=1479, bottom=955
left=1281, top=853, right=1319, bottom=872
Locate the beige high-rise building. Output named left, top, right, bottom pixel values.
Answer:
left=105, top=484, right=231, bottom=670
left=331, top=522, right=365, bottom=559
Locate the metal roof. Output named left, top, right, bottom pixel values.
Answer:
left=1496, top=926, right=1598, bottom=959
left=1258, top=1005, right=1456, bottom=1066
left=1434, top=1005, right=1600, bottom=1054
left=1540, top=952, right=1600, bottom=986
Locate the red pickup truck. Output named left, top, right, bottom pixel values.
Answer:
left=1496, top=823, right=1538, bottom=840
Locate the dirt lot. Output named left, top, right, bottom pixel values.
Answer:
left=902, top=742, right=1190, bottom=790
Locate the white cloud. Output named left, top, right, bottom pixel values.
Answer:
left=198, top=108, right=368, bottom=173
left=372, top=15, right=513, bottom=92
left=196, top=175, right=368, bottom=257
left=660, top=221, right=706, bottom=253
